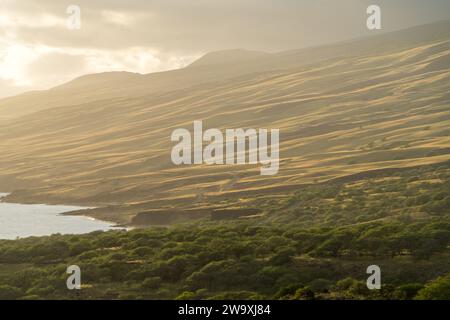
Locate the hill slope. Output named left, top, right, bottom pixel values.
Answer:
left=0, top=21, right=449, bottom=224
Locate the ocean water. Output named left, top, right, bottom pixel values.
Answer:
left=0, top=193, right=121, bottom=239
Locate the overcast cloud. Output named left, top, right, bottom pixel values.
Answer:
left=1, top=0, right=450, bottom=98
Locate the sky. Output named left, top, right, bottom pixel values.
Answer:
left=1, top=0, right=450, bottom=98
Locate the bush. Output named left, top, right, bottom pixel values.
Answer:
left=294, top=287, right=315, bottom=300
left=394, top=284, right=424, bottom=300
left=142, top=277, right=162, bottom=289
left=415, top=274, right=450, bottom=300
left=0, top=285, right=23, bottom=300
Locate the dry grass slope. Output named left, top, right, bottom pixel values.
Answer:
left=0, top=21, right=449, bottom=224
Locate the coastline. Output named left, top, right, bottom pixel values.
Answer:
left=0, top=191, right=130, bottom=237
left=1, top=190, right=130, bottom=226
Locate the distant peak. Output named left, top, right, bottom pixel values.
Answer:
left=188, top=49, right=270, bottom=68
left=52, top=71, right=143, bottom=91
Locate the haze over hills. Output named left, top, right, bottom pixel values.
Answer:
left=0, top=21, right=449, bottom=225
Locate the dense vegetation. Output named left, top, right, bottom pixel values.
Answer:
left=0, top=163, right=449, bottom=300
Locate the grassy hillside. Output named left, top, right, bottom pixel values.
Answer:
left=0, top=21, right=449, bottom=225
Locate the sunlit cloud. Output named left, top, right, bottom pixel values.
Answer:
left=101, top=10, right=136, bottom=26
left=0, top=12, right=65, bottom=28
left=0, top=42, right=39, bottom=86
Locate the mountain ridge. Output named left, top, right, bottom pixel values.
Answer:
left=187, top=49, right=270, bottom=68
left=1, top=20, right=449, bottom=120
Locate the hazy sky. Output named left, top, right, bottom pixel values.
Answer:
left=1, top=0, right=450, bottom=98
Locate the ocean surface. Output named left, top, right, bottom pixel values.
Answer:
left=0, top=193, right=121, bottom=240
